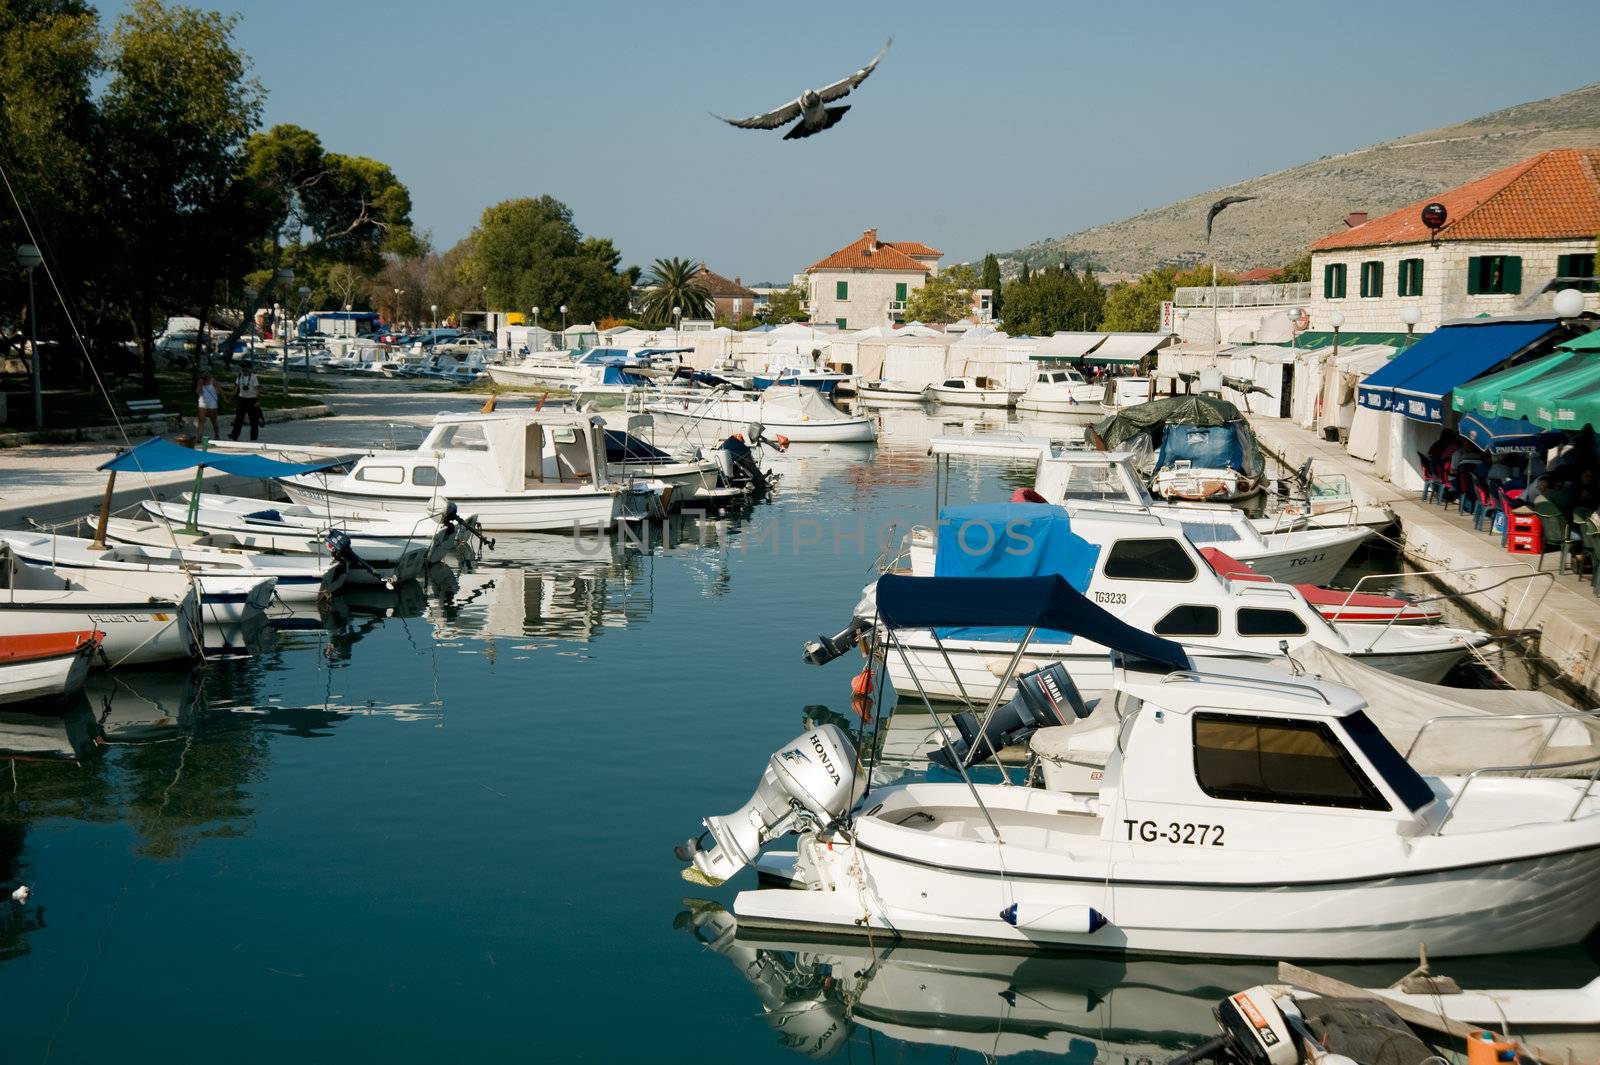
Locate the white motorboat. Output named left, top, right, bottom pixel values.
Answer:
left=878, top=506, right=1482, bottom=702
left=926, top=376, right=1021, bottom=409
left=0, top=546, right=199, bottom=667
left=645, top=384, right=876, bottom=443
left=278, top=410, right=662, bottom=532
left=927, top=440, right=1372, bottom=586
left=0, top=631, right=100, bottom=707
left=592, top=413, right=729, bottom=509
left=682, top=576, right=1600, bottom=959
left=856, top=380, right=929, bottom=404
left=1101, top=375, right=1154, bottom=411
left=2, top=529, right=322, bottom=608
left=1017, top=367, right=1104, bottom=414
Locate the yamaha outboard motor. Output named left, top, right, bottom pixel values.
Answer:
left=713, top=433, right=770, bottom=494
left=803, top=617, right=870, bottom=666
left=324, top=529, right=390, bottom=587
left=929, top=662, right=1090, bottom=772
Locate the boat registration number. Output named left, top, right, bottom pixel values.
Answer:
left=1123, top=820, right=1225, bottom=846
left=1093, top=591, right=1127, bottom=605
left=1288, top=552, right=1326, bottom=568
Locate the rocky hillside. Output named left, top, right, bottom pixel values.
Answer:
left=1004, top=81, right=1600, bottom=276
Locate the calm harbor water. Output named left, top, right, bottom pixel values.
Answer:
left=2, top=405, right=1596, bottom=1063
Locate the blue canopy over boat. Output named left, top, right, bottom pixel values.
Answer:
left=875, top=573, right=1189, bottom=668
left=1458, top=412, right=1566, bottom=454
left=98, top=436, right=341, bottom=477
left=934, top=503, right=1099, bottom=586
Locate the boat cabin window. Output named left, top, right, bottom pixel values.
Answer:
left=943, top=379, right=965, bottom=389
left=432, top=424, right=489, bottom=451
left=1051, top=464, right=1132, bottom=503
left=1153, top=604, right=1220, bottom=637
left=1192, top=712, right=1389, bottom=811
left=354, top=465, right=404, bottom=484
left=411, top=466, right=445, bottom=486
left=1103, top=538, right=1197, bottom=583
left=1236, top=607, right=1309, bottom=637
left=1178, top=521, right=1240, bottom=544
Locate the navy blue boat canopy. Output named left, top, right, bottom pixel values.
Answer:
left=99, top=436, right=342, bottom=478
left=1357, top=320, right=1561, bottom=424
left=874, top=573, right=1190, bottom=670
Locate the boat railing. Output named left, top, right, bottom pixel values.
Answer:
left=1162, top=668, right=1332, bottom=704
left=1337, top=564, right=1556, bottom=649
left=1405, top=710, right=1600, bottom=765
left=1428, top=740, right=1600, bottom=834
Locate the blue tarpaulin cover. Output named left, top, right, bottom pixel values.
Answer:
left=98, top=436, right=341, bottom=477
left=1458, top=413, right=1565, bottom=454
left=934, top=503, right=1099, bottom=586
left=1155, top=424, right=1246, bottom=473
left=875, top=573, right=1189, bottom=668
left=1357, top=320, right=1560, bottom=423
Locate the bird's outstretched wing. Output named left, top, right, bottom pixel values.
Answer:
left=715, top=98, right=805, bottom=130
left=1205, top=195, right=1257, bottom=241
left=817, top=38, right=892, bottom=103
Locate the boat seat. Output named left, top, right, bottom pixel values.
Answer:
left=1030, top=725, right=1108, bottom=793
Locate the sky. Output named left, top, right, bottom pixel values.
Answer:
left=107, top=0, right=1600, bottom=282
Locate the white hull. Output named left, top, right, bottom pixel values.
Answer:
left=1015, top=396, right=1103, bottom=415
left=645, top=403, right=876, bottom=443
left=487, top=363, right=577, bottom=388
left=0, top=600, right=195, bottom=667
left=279, top=479, right=622, bottom=533
left=741, top=826, right=1600, bottom=959
left=858, top=386, right=928, bottom=404
left=0, top=645, right=94, bottom=706
left=927, top=387, right=1019, bottom=409
left=1230, top=527, right=1371, bottom=586
left=883, top=632, right=1472, bottom=702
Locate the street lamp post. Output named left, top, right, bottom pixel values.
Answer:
left=274, top=267, right=295, bottom=395
left=16, top=244, right=43, bottom=428
left=1329, top=311, right=1344, bottom=356
left=393, top=288, right=404, bottom=331
left=559, top=304, right=568, bottom=335
left=296, top=284, right=312, bottom=384
left=1401, top=306, right=1420, bottom=348
left=431, top=304, right=438, bottom=329
left=673, top=305, right=682, bottom=346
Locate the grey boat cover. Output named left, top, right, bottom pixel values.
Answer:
left=1091, top=395, right=1244, bottom=450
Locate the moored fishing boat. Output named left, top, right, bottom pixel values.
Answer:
left=926, top=376, right=1021, bottom=409
left=644, top=384, right=876, bottom=443
left=0, top=631, right=101, bottom=707
left=856, top=380, right=929, bottom=404
left=1016, top=367, right=1104, bottom=414
left=682, top=573, right=1600, bottom=960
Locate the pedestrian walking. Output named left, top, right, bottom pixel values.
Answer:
left=228, top=359, right=264, bottom=441
left=196, top=372, right=221, bottom=438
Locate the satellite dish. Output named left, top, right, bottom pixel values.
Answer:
left=1421, top=202, right=1448, bottom=233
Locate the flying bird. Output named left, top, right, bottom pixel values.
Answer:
left=716, top=39, right=892, bottom=141
left=1205, top=195, right=1257, bottom=241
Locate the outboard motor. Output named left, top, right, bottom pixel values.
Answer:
left=712, top=433, right=770, bottom=494
left=324, top=529, right=389, bottom=587
left=677, top=724, right=862, bottom=886
left=929, top=662, right=1090, bottom=772
left=803, top=617, right=870, bottom=666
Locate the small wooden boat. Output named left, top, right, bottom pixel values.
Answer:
left=0, top=631, right=101, bottom=707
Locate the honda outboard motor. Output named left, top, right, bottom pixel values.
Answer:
left=677, top=724, right=862, bottom=886
left=929, top=662, right=1090, bottom=772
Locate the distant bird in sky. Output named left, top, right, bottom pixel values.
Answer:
left=716, top=39, right=892, bottom=141
left=1205, top=195, right=1257, bottom=241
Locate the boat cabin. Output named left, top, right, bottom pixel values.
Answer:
left=348, top=411, right=614, bottom=493
left=1033, top=369, right=1089, bottom=386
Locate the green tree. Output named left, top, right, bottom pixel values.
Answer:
left=458, top=196, right=632, bottom=323
left=998, top=263, right=1105, bottom=335
left=904, top=264, right=979, bottom=324
left=639, top=257, right=712, bottom=326
left=980, top=253, right=1003, bottom=320
left=1273, top=254, right=1312, bottom=283
left=1101, top=265, right=1228, bottom=332
left=0, top=0, right=102, bottom=373
left=763, top=285, right=807, bottom=324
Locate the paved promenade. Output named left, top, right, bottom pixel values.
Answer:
left=1250, top=416, right=1600, bottom=701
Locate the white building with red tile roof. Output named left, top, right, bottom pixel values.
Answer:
left=1308, top=149, right=1600, bottom=334
left=805, top=228, right=941, bottom=329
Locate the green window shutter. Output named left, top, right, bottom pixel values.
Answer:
left=1336, top=264, right=1347, bottom=299
left=1324, top=264, right=1335, bottom=299
left=1503, top=256, right=1522, bottom=294
left=835, top=317, right=847, bottom=330
left=895, top=282, right=907, bottom=301
left=1466, top=256, right=1481, bottom=295
left=1558, top=254, right=1573, bottom=279
left=836, top=280, right=848, bottom=300
left=1373, top=261, right=1383, bottom=297
left=1411, top=259, right=1424, bottom=296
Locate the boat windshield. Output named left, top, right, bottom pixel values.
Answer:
left=1339, top=710, right=1435, bottom=812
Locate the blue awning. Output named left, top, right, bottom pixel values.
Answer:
left=1357, top=320, right=1561, bottom=424
left=99, top=437, right=342, bottom=477
left=1458, top=413, right=1566, bottom=454
left=875, top=573, right=1190, bottom=668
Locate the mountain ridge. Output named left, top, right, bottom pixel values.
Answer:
left=1002, top=81, right=1600, bottom=277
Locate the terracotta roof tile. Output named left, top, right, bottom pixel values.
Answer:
left=1234, top=267, right=1280, bottom=283
left=886, top=241, right=942, bottom=258
left=1310, top=149, right=1600, bottom=251
left=807, top=228, right=935, bottom=273
left=694, top=266, right=757, bottom=298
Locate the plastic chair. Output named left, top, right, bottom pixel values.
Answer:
left=1455, top=468, right=1477, bottom=515
left=1573, top=508, right=1594, bottom=581
left=1471, top=476, right=1500, bottom=532
left=1417, top=454, right=1442, bottom=504
left=1532, top=499, right=1572, bottom=573
left=1583, top=522, right=1600, bottom=597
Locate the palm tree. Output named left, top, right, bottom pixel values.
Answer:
left=640, top=257, right=712, bottom=326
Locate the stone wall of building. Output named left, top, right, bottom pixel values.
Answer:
left=806, top=269, right=928, bottom=330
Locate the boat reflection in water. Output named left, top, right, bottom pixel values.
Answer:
left=677, top=899, right=1273, bottom=1062
left=0, top=701, right=102, bottom=762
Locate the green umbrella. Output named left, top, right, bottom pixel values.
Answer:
left=1511, top=358, right=1600, bottom=429
left=1452, top=351, right=1583, bottom=417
